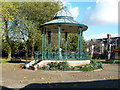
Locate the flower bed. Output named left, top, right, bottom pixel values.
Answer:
left=38, top=60, right=103, bottom=71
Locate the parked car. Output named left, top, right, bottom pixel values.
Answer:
left=92, top=52, right=101, bottom=59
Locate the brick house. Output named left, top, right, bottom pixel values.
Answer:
left=88, top=34, right=120, bottom=60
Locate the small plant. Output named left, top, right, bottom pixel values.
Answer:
left=73, top=63, right=102, bottom=71
left=90, top=60, right=96, bottom=63
left=39, top=61, right=70, bottom=71
left=39, top=60, right=103, bottom=71
left=47, top=62, right=59, bottom=70
left=57, top=61, right=70, bottom=70
left=41, top=65, right=50, bottom=70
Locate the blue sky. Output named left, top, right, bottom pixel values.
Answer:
left=60, top=0, right=119, bottom=41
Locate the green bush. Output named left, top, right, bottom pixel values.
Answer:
left=57, top=61, right=70, bottom=70
left=39, top=60, right=103, bottom=71
left=73, top=63, right=102, bottom=71
left=39, top=61, right=70, bottom=71
left=90, top=59, right=102, bottom=64
left=90, top=60, right=96, bottom=63
left=41, top=65, right=50, bottom=70
left=47, top=62, right=59, bottom=70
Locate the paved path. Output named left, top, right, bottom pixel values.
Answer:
left=0, top=63, right=119, bottom=88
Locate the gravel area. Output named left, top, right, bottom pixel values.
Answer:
left=0, top=63, right=119, bottom=88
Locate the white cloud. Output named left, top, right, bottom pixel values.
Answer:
left=66, top=3, right=79, bottom=20
left=56, top=0, right=79, bottom=20
left=87, top=7, right=92, bottom=10
left=63, top=2, right=79, bottom=20
left=82, top=0, right=119, bottom=25
left=69, top=6, right=79, bottom=20
left=84, top=33, right=119, bottom=40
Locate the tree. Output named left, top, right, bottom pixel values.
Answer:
left=17, top=2, right=63, bottom=58
left=2, top=2, right=19, bottom=59
left=2, top=1, right=63, bottom=59
left=67, top=33, right=88, bottom=51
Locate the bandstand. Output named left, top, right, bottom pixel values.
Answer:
left=34, top=10, right=89, bottom=60
left=25, top=10, right=90, bottom=70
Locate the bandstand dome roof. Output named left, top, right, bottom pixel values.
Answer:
left=40, top=10, right=88, bottom=33
left=54, top=10, right=73, bottom=18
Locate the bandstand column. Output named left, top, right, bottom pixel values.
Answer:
left=78, top=28, right=83, bottom=59
left=42, top=29, right=44, bottom=60
left=44, top=29, right=47, bottom=59
left=65, top=32, right=68, bottom=59
left=48, top=31, right=51, bottom=59
left=58, top=25, right=61, bottom=60
left=42, top=28, right=46, bottom=60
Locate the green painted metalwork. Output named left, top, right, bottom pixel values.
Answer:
left=53, top=16, right=73, bottom=20
left=42, top=29, right=47, bottom=60
left=44, top=29, right=46, bottom=59
left=34, top=51, right=42, bottom=60
left=32, top=51, right=89, bottom=60
left=42, top=30, right=44, bottom=60
left=58, top=25, right=61, bottom=60
left=36, top=10, right=89, bottom=61
left=78, top=28, right=83, bottom=59
left=48, top=31, right=51, bottom=59
left=65, top=32, right=68, bottom=59
left=40, top=23, right=88, bottom=31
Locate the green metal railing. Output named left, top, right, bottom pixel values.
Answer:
left=32, top=51, right=89, bottom=60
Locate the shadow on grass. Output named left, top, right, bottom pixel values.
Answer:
left=6, top=61, right=26, bottom=63
left=2, top=79, right=119, bottom=89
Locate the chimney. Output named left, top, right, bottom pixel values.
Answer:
left=107, top=34, right=111, bottom=39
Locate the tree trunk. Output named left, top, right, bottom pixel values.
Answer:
left=24, top=44, right=28, bottom=58
left=31, top=43, right=34, bottom=59
left=3, top=17, right=12, bottom=60
left=8, top=47, right=11, bottom=60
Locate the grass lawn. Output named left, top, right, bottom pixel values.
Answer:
left=101, top=60, right=120, bottom=64
left=92, top=59, right=120, bottom=64
left=0, top=57, right=26, bottom=63
left=0, top=58, right=11, bottom=63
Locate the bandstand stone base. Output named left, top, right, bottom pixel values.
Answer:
left=33, top=60, right=90, bottom=70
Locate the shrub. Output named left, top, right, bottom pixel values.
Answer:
left=90, top=60, right=96, bottom=64
left=57, top=61, right=70, bottom=70
left=39, top=61, right=70, bottom=71
left=39, top=60, right=103, bottom=71
left=47, top=62, right=58, bottom=70
left=41, top=65, right=50, bottom=70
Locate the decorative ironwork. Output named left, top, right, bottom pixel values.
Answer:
left=33, top=51, right=89, bottom=60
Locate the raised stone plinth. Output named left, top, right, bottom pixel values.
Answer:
left=33, top=60, right=90, bottom=70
